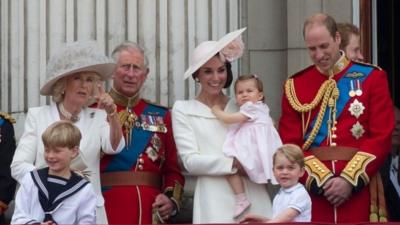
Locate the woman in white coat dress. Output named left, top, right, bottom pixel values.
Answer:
left=11, top=41, right=125, bottom=224
left=172, top=28, right=273, bottom=223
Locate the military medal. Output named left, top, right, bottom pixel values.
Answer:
left=141, top=114, right=167, bottom=133
left=351, top=121, right=365, bottom=139
left=146, top=146, right=158, bottom=162
left=151, top=134, right=162, bottom=151
left=348, top=99, right=365, bottom=119
left=355, top=79, right=363, bottom=96
left=349, top=80, right=356, bottom=97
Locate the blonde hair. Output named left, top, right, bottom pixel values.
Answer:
left=273, top=144, right=304, bottom=168
left=50, top=73, right=101, bottom=105
left=42, top=121, right=82, bottom=149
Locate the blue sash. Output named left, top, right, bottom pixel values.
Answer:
left=104, top=104, right=167, bottom=172
left=0, top=118, right=4, bottom=126
left=304, top=64, right=373, bottom=148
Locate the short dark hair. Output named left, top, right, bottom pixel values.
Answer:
left=337, top=23, right=360, bottom=50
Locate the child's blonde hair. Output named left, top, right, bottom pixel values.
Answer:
left=234, top=74, right=265, bottom=102
left=273, top=144, right=304, bottom=168
left=42, top=121, right=82, bottom=148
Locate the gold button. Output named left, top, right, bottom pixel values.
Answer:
left=139, top=158, right=144, bottom=164
left=138, top=165, right=143, bottom=170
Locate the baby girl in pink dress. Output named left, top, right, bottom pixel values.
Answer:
left=212, top=74, right=282, bottom=219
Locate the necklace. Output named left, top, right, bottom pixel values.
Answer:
left=58, top=103, right=80, bottom=123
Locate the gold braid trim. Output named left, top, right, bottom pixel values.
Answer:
left=285, top=78, right=338, bottom=149
left=285, top=79, right=328, bottom=112
left=0, top=112, right=16, bottom=124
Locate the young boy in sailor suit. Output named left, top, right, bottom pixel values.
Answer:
left=11, top=121, right=96, bottom=225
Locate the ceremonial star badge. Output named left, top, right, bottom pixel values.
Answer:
left=146, top=146, right=158, bottom=162
left=348, top=99, right=365, bottom=119
left=351, top=121, right=365, bottom=140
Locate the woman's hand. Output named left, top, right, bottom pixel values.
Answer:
left=41, top=221, right=56, bottom=225
left=240, top=213, right=269, bottom=223
left=94, top=84, right=123, bottom=150
left=95, top=84, right=116, bottom=115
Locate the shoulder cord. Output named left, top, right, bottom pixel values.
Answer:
left=285, top=78, right=339, bottom=150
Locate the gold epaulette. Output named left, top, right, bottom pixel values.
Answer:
left=143, top=99, right=169, bottom=110
left=353, top=60, right=382, bottom=71
left=164, top=182, right=184, bottom=211
left=340, top=151, right=376, bottom=186
left=304, top=155, right=334, bottom=188
left=0, top=112, right=16, bottom=124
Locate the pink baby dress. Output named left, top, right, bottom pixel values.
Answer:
left=223, top=101, right=282, bottom=184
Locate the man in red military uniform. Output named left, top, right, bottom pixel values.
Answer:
left=278, top=13, right=394, bottom=223
left=100, top=42, right=184, bottom=224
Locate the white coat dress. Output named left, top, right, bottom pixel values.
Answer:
left=172, top=99, right=272, bottom=223
left=11, top=104, right=125, bottom=224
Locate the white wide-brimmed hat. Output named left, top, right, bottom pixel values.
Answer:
left=40, top=41, right=116, bottom=95
left=183, top=27, right=246, bottom=80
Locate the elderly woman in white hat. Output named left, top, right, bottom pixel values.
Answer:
left=171, top=28, right=273, bottom=223
left=11, top=41, right=125, bottom=224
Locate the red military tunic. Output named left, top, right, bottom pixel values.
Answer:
left=101, top=89, right=185, bottom=224
left=279, top=54, right=394, bottom=223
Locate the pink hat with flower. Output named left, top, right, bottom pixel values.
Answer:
left=183, top=27, right=246, bottom=80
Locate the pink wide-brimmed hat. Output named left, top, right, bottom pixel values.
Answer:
left=40, top=41, right=115, bottom=95
left=183, top=27, right=246, bottom=80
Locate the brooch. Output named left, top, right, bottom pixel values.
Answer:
left=345, top=72, right=364, bottom=78
left=351, top=122, right=365, bottom=139
left=348, top=99, right=365, bottom=119
left=146, top=146, right=158, bottom=162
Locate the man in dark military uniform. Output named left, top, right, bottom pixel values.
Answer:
left=279, top=13, right=394, bottom=223
left=100, top=42, right=185, bottom=224
left=0, top=112, right=17, bottom=224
